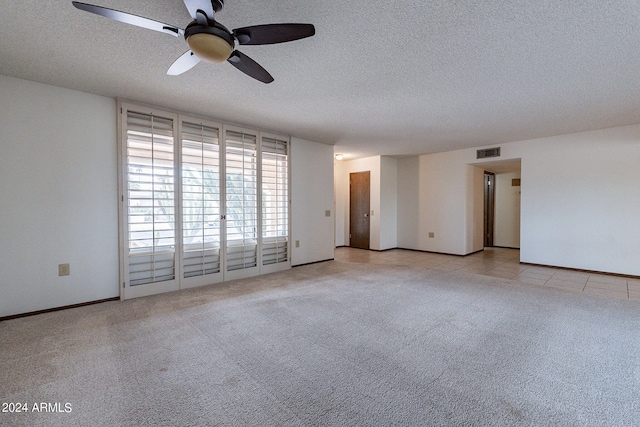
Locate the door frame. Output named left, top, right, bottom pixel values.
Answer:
left=259, top=131, right=292, bottom=276
left=222, top=124, right=261, bottom=281
left=178, top=114, right=225, bottom=290
left=118, top=102, right=181, bottom=300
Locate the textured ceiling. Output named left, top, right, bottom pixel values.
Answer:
left=1, top=1, right=640, bottom=159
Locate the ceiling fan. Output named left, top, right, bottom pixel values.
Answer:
left=71, top=0, right=315, bottom=83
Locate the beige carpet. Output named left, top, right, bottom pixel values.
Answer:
left=1, top=260, right=639, bottom=426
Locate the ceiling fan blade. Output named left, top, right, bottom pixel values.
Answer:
left=167, top=50, right=201, bottom=75
left=227, top=51, right=274, bottom=83
left=72, top=2, right=182, bottom=37
left=233, top=24, right=315, bottom=45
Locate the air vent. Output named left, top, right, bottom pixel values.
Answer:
left=477, top=147, right=501, bottom=159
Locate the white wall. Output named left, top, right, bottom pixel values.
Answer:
left=334, top=158, right=347, bottom=246
left=0, top=75, right=119, bottom=317
left=379, top=156, right=398, bottom=250
left=494, top=171, right=521, bottom=248
left=397, top=124, right=640, bottom=276
left=291, top=137, right=335, bottom=265
left=397, top=151, right=483, bottom=255
left=469, top=166, right=485, bottom=253
left=396, top=157, right=420, bottom=249
left=514, top=128, right=640, bottom=275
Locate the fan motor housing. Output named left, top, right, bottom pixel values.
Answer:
left=185, top=21, right=235, bottom=63
left=184, top=21, right=234, bottom=46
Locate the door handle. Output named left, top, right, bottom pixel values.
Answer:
left=364, top=213, right=369, bottom=218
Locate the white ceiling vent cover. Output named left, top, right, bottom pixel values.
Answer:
left=477, top=147, right=501, bottom=159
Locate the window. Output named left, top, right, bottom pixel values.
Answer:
left=261, top=136, right=289, bottom=265
left=225, top=129, right=258, bottom=271
left=181, top=121, right=221, bottom=278
left=119, top=102, right=290, bottom=299
left=125, top=111, right=176, bottom=286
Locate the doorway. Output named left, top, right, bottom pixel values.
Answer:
left=475, top=159, right=522, bottom=251
left=484, top=171, right=495, bottom=247
left=349, top=171, right=370, bottom=249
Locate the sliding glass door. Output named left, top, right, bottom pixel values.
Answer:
left=122, top=107, right=179, bottom=299
left=180, top=118, right=224, bottom=288
left=261, top=134, right=290, bottom=274
left=224, top=127, right=260, bottom=279
left=119, top=103, right=290, bottom=299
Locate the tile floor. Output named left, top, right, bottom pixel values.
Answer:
left=335, top=247, right=640, bottom=301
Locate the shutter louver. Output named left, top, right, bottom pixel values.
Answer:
left=261, top=136, right=288, bottom=265
left=126, top=112, right=176, bottom=286
left=225, top=130, right=258, bottom=271
left=121, top=103, right=291, bottom=299
left=182, top=122, right=221, bottom=278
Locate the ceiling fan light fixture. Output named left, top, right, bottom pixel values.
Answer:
left=187, top=33, right=233, bottom=63
left=184, top=22, right=235, bottom=64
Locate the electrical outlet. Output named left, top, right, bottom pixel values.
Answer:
left=58, top=263, right=70, bottom=276
left=295, top=240, right=300, bottom=248
left=428, top=232, right=435, bottom=238
left=325, top=210, right=331, bottom=217
left=371, top=210, right=374, bottom=216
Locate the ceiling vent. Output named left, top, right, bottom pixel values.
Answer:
left=477, top=147, right=501, bottom=159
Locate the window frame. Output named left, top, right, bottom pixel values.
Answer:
left=260, top=131, right=291, bottom=274
left=117, top=100, right=291, bottom=299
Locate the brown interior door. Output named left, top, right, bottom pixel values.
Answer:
left=349, top=171, right=370, bottom=249
left=484, top=172, right=495, bottom=247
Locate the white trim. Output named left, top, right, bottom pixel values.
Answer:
left=178, top=115, right=225, bottom=290
left=222, top=124, right=261, bottom=280
left=260, top=131, right=292, bottom=272
left=118, top=101, right=180, bottom=300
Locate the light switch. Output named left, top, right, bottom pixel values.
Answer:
left=325, top=210, right=331, bottom=217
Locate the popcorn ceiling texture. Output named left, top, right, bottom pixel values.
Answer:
left=1, top=0, right=639, bottom=157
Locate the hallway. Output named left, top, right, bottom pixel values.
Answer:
left=335, top=247, right=640, bottom=301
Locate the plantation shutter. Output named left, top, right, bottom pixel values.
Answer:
left=119, top=102, right=294, bottom=299
left=261, top=136, right=289, bottom=265
left=126, top=111, right=176, bottom=286
left=181, top=122, right=221, bottom=278
left=225, top=130, right=258, bottom=271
